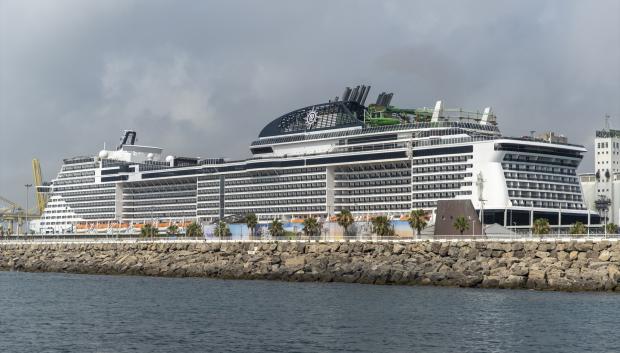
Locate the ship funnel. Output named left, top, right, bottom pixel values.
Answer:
left=349, top=86, right=360, bottom=102
left=341, top=87, right=352, bottom=102
left=360, top=85, right=370, bottom=105
left=354, top=85, right=364, bottom=103
left=117, top=130, right=137, bottom=150
left=356, top=85, right=367, bottom=104
left=376, top=92, right=385, bottom=105
left=354, top=85, right=362, bottom=103
left=384, top=93, right=393, bottom=107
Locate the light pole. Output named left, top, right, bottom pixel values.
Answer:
left=476, top=172, right=486, bottom=235
left=530, top=202, right=534, bottom=238
left=558, top=202, right=562, bottom=236
left=24, top=184, right=32, bottom=236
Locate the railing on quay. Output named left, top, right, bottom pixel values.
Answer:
left=0, top=233, right=618, bottom=245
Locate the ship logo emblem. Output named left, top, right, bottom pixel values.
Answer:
left=305, top=109, right=318, bottom=128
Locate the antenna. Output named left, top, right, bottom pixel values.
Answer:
left=605, top=114, right=611, bottom=130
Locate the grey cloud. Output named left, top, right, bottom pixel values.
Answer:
left=1, top=0, right=619, bottom=207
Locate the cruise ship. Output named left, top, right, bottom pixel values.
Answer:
left=31, top=85, right=599, bottom=234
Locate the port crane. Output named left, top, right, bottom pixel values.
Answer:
left=0, top=158, right=48, bottom=235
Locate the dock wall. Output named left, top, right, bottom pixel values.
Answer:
left=1, top=240, right=619, bottom=291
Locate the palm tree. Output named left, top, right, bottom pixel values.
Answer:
left=569, top=221, right=586, bottom=235
left=371, top=216, right=394, bottom=238
left=141, top=223, right=158, bottom=238
left=532, top=218, right=550, bottom=236
left=269, top=219, right=284, bottom=238
left=245, top=213, right=258, bottom=239
left=213, top=221, right=231, bottom=238
left=166, top=224, right=179, bottom=236
left=336, top=209, right=354, bottom=237
left=140, top=224, right=148, bottom=237
left=185, top=222, right=203, bottom=237
left=302, top=217, right=320, bottom=238
left=606, top=223, right=618, bottom=234
left=453, top=216, right=470, bottom=235
left=408, top=209, right=428, bottom=237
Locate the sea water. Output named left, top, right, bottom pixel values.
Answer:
left=0, top=272, right=618, bottom=352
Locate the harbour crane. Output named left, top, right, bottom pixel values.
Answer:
left=0, top=158, right=48, bottom=235
left=0, top=196, right=40, bottom=235
left=32, top=159, right=48, bottom=214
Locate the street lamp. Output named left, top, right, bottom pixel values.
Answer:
left=595, top=196, right=611, bottom=237
left=24, top=184, right=32, bottom=236
left=558, top=202, right=562, bottom=235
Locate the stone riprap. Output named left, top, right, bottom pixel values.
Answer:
left=1, top=240, right=620, bottom=291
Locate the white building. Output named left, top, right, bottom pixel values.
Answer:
left=580, top=129, right=620, bottom=224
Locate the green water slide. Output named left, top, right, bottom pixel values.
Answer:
left=365, top=104, right=433, bottom=126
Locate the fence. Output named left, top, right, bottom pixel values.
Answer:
left=0, top=233, right=618, bottom=245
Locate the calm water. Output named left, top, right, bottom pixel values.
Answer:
left=0, top=272, right=619, bottom=353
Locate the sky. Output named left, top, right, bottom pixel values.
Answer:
left=1, top=0, right=619, bottom=208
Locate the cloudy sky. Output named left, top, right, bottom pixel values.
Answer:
left=1, top=0, right=619, bottom=207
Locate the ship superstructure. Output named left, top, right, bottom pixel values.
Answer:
left=31, top=86, right=598, bottom=234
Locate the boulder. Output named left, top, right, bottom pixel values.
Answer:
left=524, top=242, right=539, bottom=252
left=283, top=256, right=306, bottom=271
left=527, top=269, right=547, bottom=289
left=511, top=243, right=524, bottom=251
left=569, top=251, right=579, bottom=261
left=537, top=243, right=555, bottom=252
left=574, top=242, right=594, bottom=252
left=392, top=244, right=405, bottom=255
left=509, top=263, right=529, bottom=276
left=608, top=264, right=620, bottom=283
left=500, top=275, right=526, bottom=289
left=481, top=275, right=501, bottom=288
left=593, top=241, right=611, bottom=252
left=556, top=251, right=569, bottom=261
left=598, top=250, right=611, bottom=262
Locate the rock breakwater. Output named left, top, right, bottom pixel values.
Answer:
left=1, top=240, right=620, bottom=291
